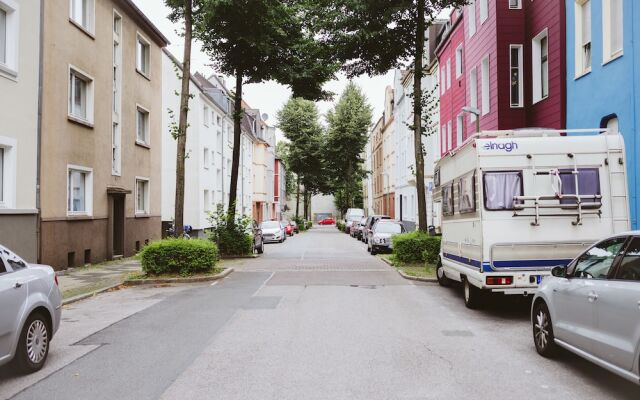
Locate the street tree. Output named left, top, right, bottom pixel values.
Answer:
left=313, top=0, right=467, bottom=231
left=195, top=0, right=338, bottom=223
left=324, top=82, right=372, bottom=215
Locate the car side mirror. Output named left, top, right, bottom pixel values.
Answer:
left=551, top=265, right=566, bottom=278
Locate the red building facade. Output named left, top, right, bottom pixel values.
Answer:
left=438, top=0, right=566, bottom=155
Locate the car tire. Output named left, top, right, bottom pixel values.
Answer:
left=463, top=278, right=483, bottom=309
left=257, top=240, right=264, bottom=254
left=532, top=301, right=558, bottom=358
left=371, top=246, right=377, bottom=256
left=14, top=311, right=51, bottom=374
left=436, top=260, right=451, bottom=287
left=367, top=244, right=371, bottom=253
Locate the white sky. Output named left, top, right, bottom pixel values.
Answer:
left=133, top=0, right=395, bottom=140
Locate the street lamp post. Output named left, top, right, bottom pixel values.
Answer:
left=461, top=106, right=481, bottom=133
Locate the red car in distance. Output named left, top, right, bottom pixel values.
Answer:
left=283, top=221, right=294, bottom=236
left=319, top=218, right=335, bottom=225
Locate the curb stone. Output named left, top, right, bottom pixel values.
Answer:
left=378, top=256, right=437, bottom=283
left=123, top=267, right=234, bottom=286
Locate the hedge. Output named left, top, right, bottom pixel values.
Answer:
left=391, top=231, right=441, bottom=264
left=140, top=238, right=219, bottom=276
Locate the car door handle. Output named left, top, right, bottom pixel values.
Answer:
left=587, top=292, right=598, bottom=302
left=14, top=282, right=23, bottom=289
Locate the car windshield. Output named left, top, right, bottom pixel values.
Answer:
left=261, top=221, right=280, bottom=229
left=375, top=223, right=403, bottom=234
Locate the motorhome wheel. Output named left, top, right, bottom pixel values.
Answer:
left=436, top=261, right=451, bottom=287
left=463, top=279, right=482, bottom=309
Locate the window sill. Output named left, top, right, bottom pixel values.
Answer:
left=66, top=213, right=93, bottom=220
left=603, top=51, right=623, bottom=66
left=0, top=63, right=18, bottom=81
left=532, top=95, right=549, bottom=105
left=135, top=212, right=151, bottom=218
left=68, top=115, right=94, bottom=129
left=136, top=69, right=151, bottom=81
left=69, top=19, right=96, bottom=40
left=574, top=69, right=591, bottom=81
left=135, top=141, right=151, bottom=149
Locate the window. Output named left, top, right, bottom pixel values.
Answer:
left=68, top=166, right=92, bottom=215
left=559, top=168, right=601, bottom=206
left=480, top=0, right=488, bottom=23
left=455, top=45, right=463, bottom=78
left=575, top=1, right=591, bottom=75
left=615, top=237, right=640, bottom=281
left=447, top=121, right=452, bottom=151
left=456, top=114, right=464, bottom=147
left=0, top=147, right=3, bottom=203
left=112, top=122, right=121, bottom=175
left=510, top=45, right=523, bottom=107
left=216, top=115, right=222, bottom=126
left=69, top=67, right=93, bottom=123
left=483, top=171, right=523, bottom=210
left=203, top=147, right=210, bottom=169
left=0, top=8, right=6, bottom=65
left=136, top=106, right=149, bottom=145
left=509, top=0, right=522, bottom=9
left=136, top=34, right=150, bottom=76
left=112, top=11, right=122, bottom=176
left=468, top=0, right=476, bottom=37
left=0, top=257, right=5, bottom=274
left=441, top=125, right=446, bottom=154
left=603, top=0, right=623, bottom=62
left=569, top=237, right=626, bottom=279
left=532, top=30, right=549, bottom=103
left=446, top=59, right=451, bottom=90
left=481, top=56, right=490, bottom=115
left=204, top=190, right=211, bottom=212
left=469, top=67, right=478, bottom=121
left=440, top=66, right=445, bottom=94
left=70, top=0, right=94, bottom=33
left=459, top=173, right=476, bottom=214
left=203, top=105, right=209, bottom=126
left=135, top=178, right=149, bottom=214
left=442, top=183, right=454, bottom=216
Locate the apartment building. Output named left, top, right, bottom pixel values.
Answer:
left=39, top=0, right=168, bottom=268
left=370, top=117, right=384, bottom=215
left=0, top=0, right=40, bottom=261
left=274, top=158, right=286, bottom=221
left=380, top=86, right=396, bottom=218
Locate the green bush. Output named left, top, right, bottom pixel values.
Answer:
left=336, top=221, right=345, bottom=231
left=392, top=231, right=441, bottom=264
left=140, top=238, right=219, bottom=276
left=306, top=221, right=313, bottom=229
left=207, top=205, right=253, bottom=256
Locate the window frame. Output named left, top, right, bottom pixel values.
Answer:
left=446, top=58, right=451, bottom=90
left=67, top=164, right=93, bottom=216
left=458, top=172, right=476, bottom=214
left=203, top=147, right=210, bottom=169
left=135, top=177, right=150, bottom=215
left=532, top=29, right=549, bottom=104
left=469, top=67, right=478, bottom=122
left=482, top=170, right=524, bottom=211
left=558, top=167, right=601, bottom=207
left=203, top=105, right=209, bottom=127
left=455, top=44, right=463, bottom=78
left=135, top=104, right=150, bottom=146
left=481, top=56, right=490, bottom=115
left=509, top=0, right=522, bottom=9
left=68, top=65, right=95, bottom=126
left=566, top=236, right=628, bottom=279
left=602, top=0, right=623, bottom=64
left=69, top=0, right=95, bottom=36
left=467, top=0, right=476, bottom=37
left=509, top=44, right=524, bottom=108
left=456, top=113, right=464, bottom=147
left=574, top=0, right=592, bottom=77
left=442, top=182, right=455, bottom=216
left=480, top=0, right=488, bottom=24
left=0, top=0, right=18, bottom=77
left=135, top=32, right=151, bottom=78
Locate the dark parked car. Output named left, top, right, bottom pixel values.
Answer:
left=367, top=220, right=406, bottom=255
left=251, top=221, right=264, bottom=254
left=362, top=215, right=391, bottom=243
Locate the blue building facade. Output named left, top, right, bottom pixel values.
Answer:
left=566, top=0, right=640, bottom=229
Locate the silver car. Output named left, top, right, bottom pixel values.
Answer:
left=531, top=232, right=640, bottom=385
left=261, top=221, right=286, bottom=243
left=367, top=220, right=406, bottom=255
left=0, top=245, right=62, bottom=373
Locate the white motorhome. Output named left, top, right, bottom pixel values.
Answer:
left=433, top=129, right=630, bottom=308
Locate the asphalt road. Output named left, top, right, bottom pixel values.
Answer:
left=1, top=225, right=638, bottom=399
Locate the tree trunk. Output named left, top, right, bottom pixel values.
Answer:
left=295, top=175, right=300, bottom=218
left=173, top=0, right=193, bottom=237
left=228, top=71, right=243, bottom=224
left=303, top=190, right=308, bottom=220
left=413, top=0, right=428, bottom=232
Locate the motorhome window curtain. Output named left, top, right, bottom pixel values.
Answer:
left=484, top=172, right=522, bottom=210
left=559, top=168, right=600, bottom=204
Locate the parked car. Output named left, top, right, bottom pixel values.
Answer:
left=319, top=218, right=335, bottom=225
left=531, top=232, right=640, bottom=385
left=355, top=217, right=367, bottom=240
left=349, top=217, right=364, bottom=238
left=362, top=215, right=391, bottom=243
left=0, top=245, right=62, bottom=373
left=291, top=221, right=299, bottom=234
left=367, top=221, right=406, bottom=255
left=261, top=221, right=286, bottom=243
left=283, top=221, right=294, bottom=236
left=344, top=208, right=365, bottom=234
left=250, top=221, right=264, bottom=254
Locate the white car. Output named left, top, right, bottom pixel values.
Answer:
left=531, top=232, right=640, bottom=385
left=0, top=245, right=62, bottom=373
left=261, top=221, right=286, bottom=243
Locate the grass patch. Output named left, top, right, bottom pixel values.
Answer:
left=126, top=267, right=225, bottom=280
left=378, top=254, right=436, bottom=279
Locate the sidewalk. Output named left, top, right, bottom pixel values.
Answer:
left=57, top=258, right=142, bottom=303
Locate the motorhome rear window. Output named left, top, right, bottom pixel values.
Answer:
left=483, top=171, right=523, bottom=210
left=559, top=168, right=600, bottom=205
left=459, top=173, right=476, bottom=214
left=442, top=183, right=454, bottom=216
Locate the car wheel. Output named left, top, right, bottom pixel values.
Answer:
left=436, top=260, right=451, bottom=287
left=257, top=240, right=264, bottom=254
left=367, top=243, right=371, bottom=253
left=463, top=278, right=483, bottom=309
left=371, top=246, right=377, bottom=256
left=14, top=312, right=50, bottom=374
left=533, top=301, right=557, bottom=357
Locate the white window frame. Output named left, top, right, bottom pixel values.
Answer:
left=602, top=0, right=623, bottom=64
left=532, top=29, right=549, bottom=103
left=469, top=67, right=478, bottom=122
left=509, top=0, right=522, bottom=10
left=574, top=0, right=592, bottom=77
left=446, top=58, right=451, bottom=90
left=455, top=44, right=463, bottom=78
left=112, top=10, right=122, bottom=176
left=456, top=114, right=464, bottom=148
left=136, top=32, right=151, bottom=78
left=0, top=0, right=18, bottom=78
left=447, top=121, right=453, bottom=151
left=509, top=44, right=524, bottom=108
left=69, top=0, right=95, bottom=35
left=440, top=66, right=446, bottom=94
left=481, top=56, right=490, bottom=115
left=468, top=0, right=476, bottom=37
left=67, top=164, right=93, bottom=216
left=203, top=147, right=210, bottom=169
left=68, top=65, right=94, bottom=125
left=135, top=177, right=150, bottom=215
left=203, top=105, right=209, bottom=126
left=480, top=0, right=488, bottom=24
left=0, top=136, right=16, bottom=209
left=136, top=104, right=150, bottom=146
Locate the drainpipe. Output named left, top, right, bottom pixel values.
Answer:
left=36, top=0, right=44, bottom=263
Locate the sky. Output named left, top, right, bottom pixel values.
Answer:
left=133, top=0, right=395, bottom=139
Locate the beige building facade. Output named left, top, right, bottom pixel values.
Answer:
left=39, top=0, right=168, bottom=269
left=0, top=0, right=41, bottom=261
